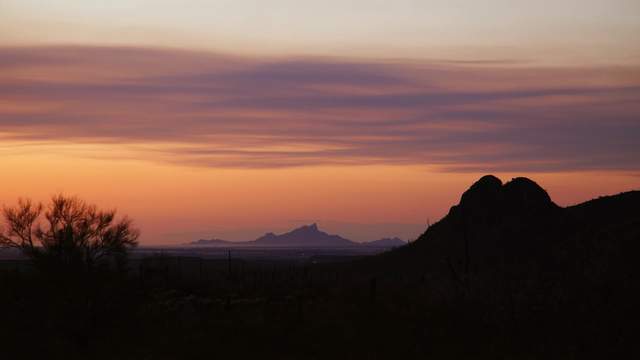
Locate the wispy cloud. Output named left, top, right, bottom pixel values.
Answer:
left=1, top=46, right=639, bottom=172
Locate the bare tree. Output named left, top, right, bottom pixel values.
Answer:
left=0, top=195, right=139, bottom=269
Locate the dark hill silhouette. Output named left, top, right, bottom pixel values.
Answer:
left=345, top=177, right=640, bottom=357
left=367, top=175, right=640, bottom=286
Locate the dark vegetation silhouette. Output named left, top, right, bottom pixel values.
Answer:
left=1, top=195, right=139, bottom=271
left=0, top=195, right=139, bottom=357
left=1, top=178, right=638, bottom=359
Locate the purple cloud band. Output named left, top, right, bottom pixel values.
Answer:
left=1, top=46, right=639, bottom=172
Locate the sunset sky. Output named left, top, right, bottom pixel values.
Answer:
left=1, top=1, right=639, bottom=244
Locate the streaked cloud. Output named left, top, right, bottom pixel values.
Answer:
left=1, top=46, right=639, bottom=172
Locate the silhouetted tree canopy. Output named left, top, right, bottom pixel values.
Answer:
left=0, top=195, right=139, bottom=269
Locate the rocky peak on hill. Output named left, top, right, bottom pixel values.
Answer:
left=502, top=177, right=554, bottom=212
left=450, top=175, right=557, bottom=218
left=458, top=175, right=503, bottom=209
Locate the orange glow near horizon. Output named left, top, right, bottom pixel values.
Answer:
left=1, top=148, right=638, bottom=244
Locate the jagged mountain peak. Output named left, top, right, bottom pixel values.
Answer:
left=292, top=223, right=319, bottom=233
left=253, top=223, right=354, bottom=247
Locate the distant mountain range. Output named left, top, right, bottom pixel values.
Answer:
left=188, top=223, right=406, bottom=248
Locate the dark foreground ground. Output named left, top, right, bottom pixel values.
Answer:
left=1, top=248, right=636, bottom=360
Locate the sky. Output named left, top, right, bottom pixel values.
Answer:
left=0, top=1, right=639, bottom=244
